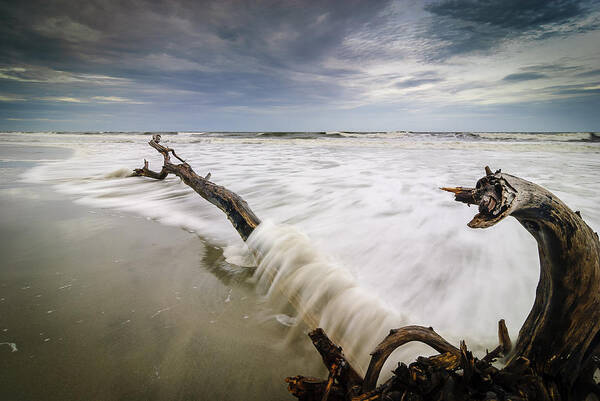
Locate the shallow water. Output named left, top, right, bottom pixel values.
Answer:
left=1, top=131, right=599, bottom=395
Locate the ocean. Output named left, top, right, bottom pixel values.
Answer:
left=1, top=131, right=599, bottom=399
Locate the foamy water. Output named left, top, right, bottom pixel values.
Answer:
left=5, top=131, right=600, bottom=377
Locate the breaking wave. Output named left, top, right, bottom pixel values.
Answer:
left=247, top=221, right=473, bottom=377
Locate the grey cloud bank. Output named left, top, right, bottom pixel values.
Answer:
left=0, top=0, right=599, bottom=131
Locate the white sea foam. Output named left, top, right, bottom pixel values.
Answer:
left=151, top=307, right=171, bottom=318
left=248, top=221, right=410, bottom=374
left=223, top=243, right=256, bottom=267
left=245, top=220, right=527, bottom=379
left=104, top=168, right=132, bottom=179
left=0, top=342, right=18, bottom=352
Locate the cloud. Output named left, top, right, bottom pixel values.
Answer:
left=0, top=95, right=26, bottom=102
left=39, top=96, right=86, bottom=103
left=543, top=83, right=600, bottom=96
left=0, top=0, right=392, bottom=73
left=140, top=53, right=215, bottom=72
left=5, top=117, right=72, bottom=121
left=0, top=65, right=131, bottom=85
left=0, top=66, right=80, bottom=83
left=92, top=96, right=147, bottom=104
left=33, top=16, right=102, bottom=43
left=422, top=0, right=600, bottom=59
left=395, top=77, right=443, bottom=88
left=577, top=69, right=600, bottom=77
left=1, top=0, right=600, bottom=131
left=503, top=72, right=548, bottom=82
left=521, top=63, right=580, bottom=73
left=0, top=0, right=399, bottom=114
left=32, top=95, right=147, bottom=104
left=426, top=0, right=586, bottom=29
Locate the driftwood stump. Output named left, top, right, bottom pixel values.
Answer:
left=132, top=137, right=599, bottom=400
left=443, top=168, right=600, bottom=398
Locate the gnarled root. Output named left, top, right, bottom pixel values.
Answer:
left=362, top=325, right=460, bottom=392
left=293, top=322, right=549, bottom=401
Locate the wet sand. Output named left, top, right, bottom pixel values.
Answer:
left=0, top=145, right=323, bottom=400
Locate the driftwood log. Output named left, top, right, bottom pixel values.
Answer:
left=132, top=134, right=259, bottom=240
left=132, top=137, right=599, bottom=400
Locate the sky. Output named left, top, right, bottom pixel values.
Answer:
left=1, top=0, right=599, bottom=132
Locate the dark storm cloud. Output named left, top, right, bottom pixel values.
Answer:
left=426, top=0, right=585, bottom=29
left=503, top=72, right=548, bottom=82
left=395, top=77, right=443, bottom=88
left=1, top=0, right=596, bottom=93
left=0, top=0, right=391, bottom=72
left=497, top=63, right=592, bottom=84
left=576, top=69, right=600, bottom=77
left=521, top=64, right=581, bottom=73
left=422, top=0, right=600, bottom=59
left=0, top=0, right=393, bottom=108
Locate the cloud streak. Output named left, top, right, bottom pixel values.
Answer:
left=503, top=72, right=548, bottom=82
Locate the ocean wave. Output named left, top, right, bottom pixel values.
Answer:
left=4, top=131, right=599, bottom=144
left=247, top=221, right=412, bottom=377
left=255, top=131, right=344, bottom=139
left=104, top=168, right=133, bottom=179
left=475, top=132, right=593, bottom=142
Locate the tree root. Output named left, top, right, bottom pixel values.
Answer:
left=362, top=326, right=461, bottom=393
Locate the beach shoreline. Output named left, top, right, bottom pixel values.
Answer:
left=1, top=131, right=599, bottom=399
left=0, top=144, right=322, bottom=400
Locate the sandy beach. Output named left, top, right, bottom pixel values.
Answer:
left=0, top=143, right=323, bottom=400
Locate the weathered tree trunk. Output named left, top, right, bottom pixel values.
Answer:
left=131, top=139, right=599, bottom=400
left=443, top=168, right=600, bottom=398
